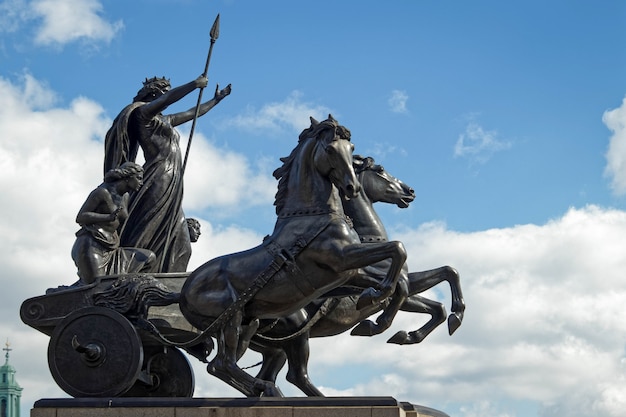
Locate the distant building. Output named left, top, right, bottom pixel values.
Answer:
left=0, top=341, right=22, bottom=417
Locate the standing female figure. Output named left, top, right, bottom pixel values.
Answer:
left=104, top=76, right=231, bottom=272
left=72, top=162, right=155, bottom=284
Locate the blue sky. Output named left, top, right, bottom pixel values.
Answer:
left=1, top=1, right=626, bottom=417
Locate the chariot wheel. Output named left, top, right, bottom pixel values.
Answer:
left=123, top=345, right=194, bottom=397
left=47, top=306, right=143, bottom=397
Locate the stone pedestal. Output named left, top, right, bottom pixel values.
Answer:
left=31, top=397, right=450, bottom=417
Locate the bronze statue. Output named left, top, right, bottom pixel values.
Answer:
left=21, top=117, right=465, bottom=402
left=71, top=162, right=156, bottom=285
left=104, top=75, right=231, bottom=273
left=20, top=16, right=464, bottom=404
left=248, top=155, right=465, bottom=396
left=179, top=116, right=408, bottom=396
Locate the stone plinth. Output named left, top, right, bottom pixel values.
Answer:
left=31, top=397, right=450, bottom=417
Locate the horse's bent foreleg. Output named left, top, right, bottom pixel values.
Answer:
left=336, top=241, right=407, bottom=308
left=387, top=294, right=446, bottom=344
left=350, top=275, right=409, bottom=336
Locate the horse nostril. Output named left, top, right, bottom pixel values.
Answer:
left=346, top=184, right=359, bottom=197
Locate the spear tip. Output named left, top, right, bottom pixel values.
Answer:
left=210, top=14, right=220, bottom=40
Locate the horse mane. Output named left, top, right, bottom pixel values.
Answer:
left=353, top=154, right=376, bottom=174
left=272, top=115, right=351, bottom=214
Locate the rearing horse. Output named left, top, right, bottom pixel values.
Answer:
left=249, top=155, right=466, bottom=396
left=179, top=116, right=407, bottom=396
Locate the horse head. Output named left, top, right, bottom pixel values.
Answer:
left=308, top=115, right=360, bottom=200
left=273, top=115, right=360, bottom=214
left=353, top=155, right=415, bottom=208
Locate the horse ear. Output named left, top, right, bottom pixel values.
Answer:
left=353, top=155, right=364, bottom=171
left=309, top=116, right=319, bottom=126
left=328, top=114, right=336, bottom=122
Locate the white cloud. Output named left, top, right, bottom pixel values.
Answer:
left=222, top=91, right=333, bottom=134
left=459, top=401, right=516, bottom=417
left=388, top=89, right=409, bottom=114
left=603, top=96, right=626, bottom=195
left=178, top=130, right=276, bottom=212
left=0, top=0, right=30, bottom=33
left=31, top=0, right=123, bottom=46
left=454, top=121, right=512, bottom=164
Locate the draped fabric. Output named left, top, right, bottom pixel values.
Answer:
left=71, top=226, right=154, bottom=283
left=104, top=102, right=142, bottom=174
left=104, top=103, right=192, bottom=273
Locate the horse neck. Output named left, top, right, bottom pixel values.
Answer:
left=343, top=191, right=388, bottom=241
left=281, top=140, right=342, bottom=214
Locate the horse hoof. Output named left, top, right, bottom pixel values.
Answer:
left=254, top=380, right=284, bottom=397
left=350, top=320, right=377, bottom=336
left=261, top=385, right=284, bottom=397
left=448, top=312, right=463, bottom=335
left=387, top=330, right=408, bottom=344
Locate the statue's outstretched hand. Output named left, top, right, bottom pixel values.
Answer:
left=215, top=83, right=232, bottom=100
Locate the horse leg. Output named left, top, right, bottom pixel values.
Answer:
left=284, top=332, right=325, bottom=396
left=251, top=342, right=287, bottom=385
left=387, top=294, right=446, bottom=345
left=335, top=241, right=407, bottom=308
left=350, top=275, right=409, bottom=336
left=407, top=266, right=466, bottom=335
left=208, top=311, right=283, bottom=397
left=237, top=318, right=260, bottom=360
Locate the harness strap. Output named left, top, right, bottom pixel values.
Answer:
left=263, top=238, right=316, bottom=296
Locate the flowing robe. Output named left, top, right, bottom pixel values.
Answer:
left=104, top=103, right=191, bottom=273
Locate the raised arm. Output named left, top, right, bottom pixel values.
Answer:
left=136, top=76, right=209, bottom=120
left=170, top=83, right=232, bottom=127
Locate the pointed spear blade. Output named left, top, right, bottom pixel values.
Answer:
left=210, top=14, right=220, bottom=41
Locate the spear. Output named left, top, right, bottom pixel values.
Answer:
left=160, top=14, right=220, bottom=272
left=182, top=13, right=220, bottom=175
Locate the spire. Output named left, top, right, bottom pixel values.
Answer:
left=0, top=337, right=22, bottom=417
left=3, top=339, right=11, bottom=365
